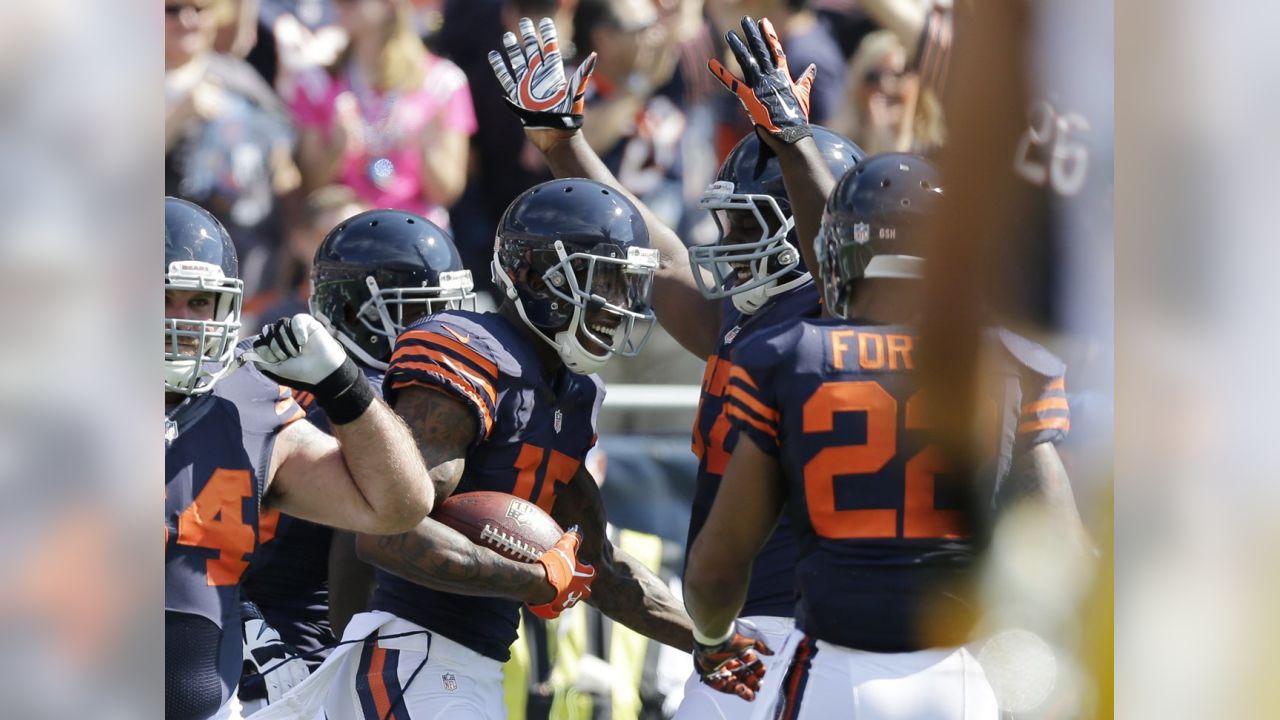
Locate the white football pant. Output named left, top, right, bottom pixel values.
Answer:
left=765, top=638, right=998, bottom=720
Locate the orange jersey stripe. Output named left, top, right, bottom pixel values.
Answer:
left=1047, top=376, right=1066, bottom=391
left=726, top=403, right=778, bottom=438
left=725, top=382, right=779, bottom=423
left=1017, top=416, right=1071, bottom=433
left=727, top=365, right=761, bottom=391
left=390, top=375, right=494, bottom=437
left=396, top=329, right=498, bottom=378
left=366, top=647, right=392, bottom=719
left=394, top=350, right=497, bottom=406
left=1021, top=397, right=1070, bottom=415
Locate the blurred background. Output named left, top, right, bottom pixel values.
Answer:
left=0, top=0, right=1199, bottom=716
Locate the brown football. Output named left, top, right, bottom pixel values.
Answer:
left=433, top=491, right=564, bottom=563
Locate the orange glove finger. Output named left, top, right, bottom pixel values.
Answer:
left=793, top=64, right=816, bottom=118
left=707, top=58, right=749, bottom=100
left=570, top=52, right=597, bottom=114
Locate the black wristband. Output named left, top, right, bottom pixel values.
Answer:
left=775, top=124, right=814, bottom=145
left=313, top=358, right=376, bottom=425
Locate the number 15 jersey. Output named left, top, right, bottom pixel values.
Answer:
left=725, top=320, right=1069, bottom=652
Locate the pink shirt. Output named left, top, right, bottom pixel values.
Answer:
left=290, top=55, right=477, bottom=228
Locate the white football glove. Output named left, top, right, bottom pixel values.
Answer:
left=487, top=16, right=597, bottom=130
left=242, top=313, right=348, bottom=388
left=241, top=611, right=312, bottom=705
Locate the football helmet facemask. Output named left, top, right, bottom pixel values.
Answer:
left=493, top=179, right=659, bottom=375
left=164, top=197, right=244, bottom=395
left=692, top=126, right=862, bottom=314
left=310, top=209, right=476, bottom=371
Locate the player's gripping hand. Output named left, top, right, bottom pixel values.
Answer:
left=242, top=313, right=375, bottom=424
left=240, top=602, right=311, bottom=705
left=708, top=16, right=816, bottom=144
left=529, top=525, right=595, bottom=619
left=693, top=619, right=775, bottom=701
left=488, top=16, right=597, bottom=130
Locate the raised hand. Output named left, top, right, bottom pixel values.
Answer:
left=708, top=16, right=816, bottom=144
left=529, top=525, right=596, bottom=619
left=692, top=620, right=775, bottom=701
left=242, top=313, right=375, bottom=425
left=488, top=17, right=598, bottom=131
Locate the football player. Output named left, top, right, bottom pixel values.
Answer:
left=487, top=16, right=862, bottom=712
left=254, top=179, right=694, bottom=720
left=163, top=197, right=436, bottom=720
left=237, top=209, right=478, bottom=713
left=684, top=153, right=1085, bottom=718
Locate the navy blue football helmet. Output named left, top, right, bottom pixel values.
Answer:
left=692, top=126, right=863, bottom=313
left=310, top=209, right=475, bottom=370
left=164, top=197, right=243, bottom=395
left=492, top=178, right=659, bottom=374
left=816, top=153, right=943, bottom=315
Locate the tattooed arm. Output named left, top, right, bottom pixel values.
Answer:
left=352, top=384, right=555, bottom=604
left=354, top=522, right=554, bottom=604
left=393, top=384, right=476, bottom=504
left=552, top=464, right=694, bottom=650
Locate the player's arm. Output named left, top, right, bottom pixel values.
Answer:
left=488, top=18, right=722, bottom=359
left=552, top=464, right=694, bottom=650
left=265, top=408, right=428, bottom=534
left=348, top=385, right=547, bottom=603
left=709, top=16, right=836, bottom=277
left=328, top=531, right=376, bottom=637
left=353, top=519, right=554, bottom=604
left=999, top=442, right=1093, bottom=553
left=683, top=435, right=786, bottom=640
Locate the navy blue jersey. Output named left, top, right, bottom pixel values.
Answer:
left=688, top=281, right=822, bottom=618
left=725, top=320, right=1069, bottom=652
left=165, top=352, right=305, bottom=720
left=375, top=310, right=604, bottom=661
left=242, top=366, right=385, bottom=658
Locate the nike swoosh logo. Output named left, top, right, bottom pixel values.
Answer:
left=771, top=88, right=798, bottom=119
left=442, top=325, right=471, bottom=344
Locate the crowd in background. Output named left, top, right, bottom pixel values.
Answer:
left=164, top=0, right=945, bottom=344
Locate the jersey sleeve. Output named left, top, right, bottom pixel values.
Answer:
left=230, top=340, right=307, bottom=434
left=724, top=335, right=786, bottom=456
left=384, top=321, right=501, bottom=443
left=1015, top=373, right=1070, bottom=450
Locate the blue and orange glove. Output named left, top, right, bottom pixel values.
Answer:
left=488, top=17, right=598, bottom=130
left=529, top=525, right=595, bottom=619
left=693, top=620, right=775, bottom=701
left=708, top=16, right=815, bottom=144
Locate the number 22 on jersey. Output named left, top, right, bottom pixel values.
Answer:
left=803, top=382, right=966, bottom=540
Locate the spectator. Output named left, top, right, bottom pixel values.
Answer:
left=165, top=0, right=304, bottom=304
left=574, top=0, right=688, bottom=230
left=291, top=0, right=475, bottom=229
left=830, top=28, right=944, bottom=155
left=430, top=0, right=566, bottom=301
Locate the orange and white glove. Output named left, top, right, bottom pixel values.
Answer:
left=529, top=525, right=595, bottom=619
left=708, top=16, right=816, bottom=144
left=488, top=17, right=598, bottom=130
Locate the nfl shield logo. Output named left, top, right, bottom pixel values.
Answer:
left=853, top=222, right=870, bottom=244
left=442, top=672, right=457, bottom=693
left=506, top=499, right=533, bottom=527
left=554, top=409, right=563, bottom=433
left=724, top=325, right=741, bottom=344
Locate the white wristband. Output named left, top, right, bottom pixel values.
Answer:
left=693, top=624, right=735, bottom=647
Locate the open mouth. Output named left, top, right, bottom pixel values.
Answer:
left=588, top=322, right=618, bottom=346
